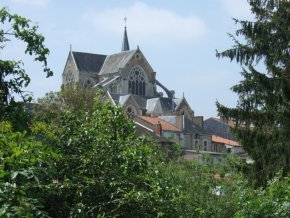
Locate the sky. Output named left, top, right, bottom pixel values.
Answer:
left=1, top=0, right=254, bottom=119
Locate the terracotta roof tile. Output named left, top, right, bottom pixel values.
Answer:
left=138, top=116, right=181, bottom=132
left=212, top=135, right=240, bottom=147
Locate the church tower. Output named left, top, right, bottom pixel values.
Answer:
left=121, top=17, right=130, bottom=51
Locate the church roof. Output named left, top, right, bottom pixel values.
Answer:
left=108, top=93, right=182, bottom=115
left=119, top=95, right=131, bottom=106
left=146, top=97, right=178, bottom=114
left=121, top=27, right=130, bottom=51
left=94, top=76, right=119, bottom=87
left=108, top=94, right=147, bottom=110
left=99, top=49, right=137, bottom=75
left=132, top=95, right=147, bottom=109
left=72, top=51, right=107, bottom=73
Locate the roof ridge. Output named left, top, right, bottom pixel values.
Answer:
left=72, top=51, right=107, bottom=56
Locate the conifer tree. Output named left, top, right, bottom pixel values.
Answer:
left=216, top=0, right=290, bottom=185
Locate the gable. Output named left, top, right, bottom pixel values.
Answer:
left=120, top=95, right=140, bottom=109
left=99, top=48, right=155, bottom=82
left=98, top=50, right=136, bottom=75
left=175, top=98, right=194, bottom=117
left=123, top=48, right=155, bottom=81
left=63, top=52, right=76, bottom=75
left=62, top=52, right=79, bottom=84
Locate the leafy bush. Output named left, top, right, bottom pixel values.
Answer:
left=0, top=121, right=59, bottom=217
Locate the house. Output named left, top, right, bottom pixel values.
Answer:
left=135, top=116, right=182, bottom=145
left=62, top=24, right=206, bottom=148
left=61, top=24, right=246, bottom=160
left=204, top=117, right=236, bottom=141
left=134, top=117, right=174, bottom=146
left=211, top=135, right=242, bottom=154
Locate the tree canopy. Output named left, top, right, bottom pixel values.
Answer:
left=216, top=0, right=290, bottom=185
left=0, top=7, right=53, bottom=131
left=1, top=4, right=290, bottom=217
left=0, top=7, right=52, bottom=105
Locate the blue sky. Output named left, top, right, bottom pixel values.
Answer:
left=1, top=0, right=254, bottom=119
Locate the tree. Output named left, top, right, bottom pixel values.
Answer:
left=34, top=93, right=180, bottom=217
left=0, top=7, right=52, bottom=125
left=35, top=84, right=96, bottom=122
left=234, top=172, right=290, bottom=217
left=216, top=0, right=290, bottom=185
left=0, top=121, right=59, bottom=217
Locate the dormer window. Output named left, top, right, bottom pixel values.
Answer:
left=128, top=66, right=146, bottom=96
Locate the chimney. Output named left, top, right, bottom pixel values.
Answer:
left=155, top=121, right=162, bottom=136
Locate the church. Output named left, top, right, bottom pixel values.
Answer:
left=62, top=24, right=243, bottom=159
left=62, top=25, right=195, bottom=119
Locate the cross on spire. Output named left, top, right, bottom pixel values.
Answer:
left=121, top=16, right=130, bottom=51
left=124, top=16, right=127, bottom=27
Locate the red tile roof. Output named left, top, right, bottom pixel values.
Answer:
left=138, top=116, right=181, bottom=132
left=212, top=135, right=240, bottom=147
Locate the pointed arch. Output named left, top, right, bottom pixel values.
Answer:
left=128, top=66, right=147, bottom=96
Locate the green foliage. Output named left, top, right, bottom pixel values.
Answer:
left=2, top=93, right=289, bottom=217
left=37, top=96, right=179, bottom=217
left=0, top=121, right=59, bottom=217
left=162, top=155, right=243, bottom=217
left=0, top=101, right=32, bottom=132
left=150, top=141, right=182, bottom=163
left=234, top=172, right=290, bottom=217
left=0, top=7, right=52, bottom=130
left=216, top=0, right=290, bottom=185
left=34, top=85, right=96, bottom=123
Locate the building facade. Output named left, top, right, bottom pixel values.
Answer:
left=62, top=25, right=242, bottom=159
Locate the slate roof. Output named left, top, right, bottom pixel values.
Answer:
left=121, top=27, right=130, bottom=51
left=146, top=97, right=179, bottom=114
left=94, top=76, right=119, bottom=87
left=108, top=93, right=183, bottom=116
left=204, top=117, right=236, bottom=140
left=108, top=94, right=147, bottom=109
left=160, top=97, right=176, bottom=112
left=132, top=95, right=147, bottom=109
left=158, top=115, right=210, bottom=135
left=72, top=51, right=106, bottom=73
left=99, top=49, right=137, bottom=75
left=119, top=95, right=132, bottom=107
left=184, top=117, right=210, bottom=135
left=109, top=93, right=122, bottom=103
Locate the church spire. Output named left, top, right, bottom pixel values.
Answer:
left=121, top=16, right=130, bottom=52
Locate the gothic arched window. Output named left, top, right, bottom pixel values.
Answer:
left=83, top=78, right=94, bottom=88
left=126, top=106, right=137, bottom=117
left=110, top=82, right=117, bottom=93
left=128, top=66, right=146, bottom=96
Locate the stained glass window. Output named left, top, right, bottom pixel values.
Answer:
left=128, top=66, right=146, bottom=96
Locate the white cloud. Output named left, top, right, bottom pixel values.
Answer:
left=221, top=0, right=253, bottom=19
left=12, top=0, right=49, bottom=6
left=82, top=2, right=206, bottom=45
